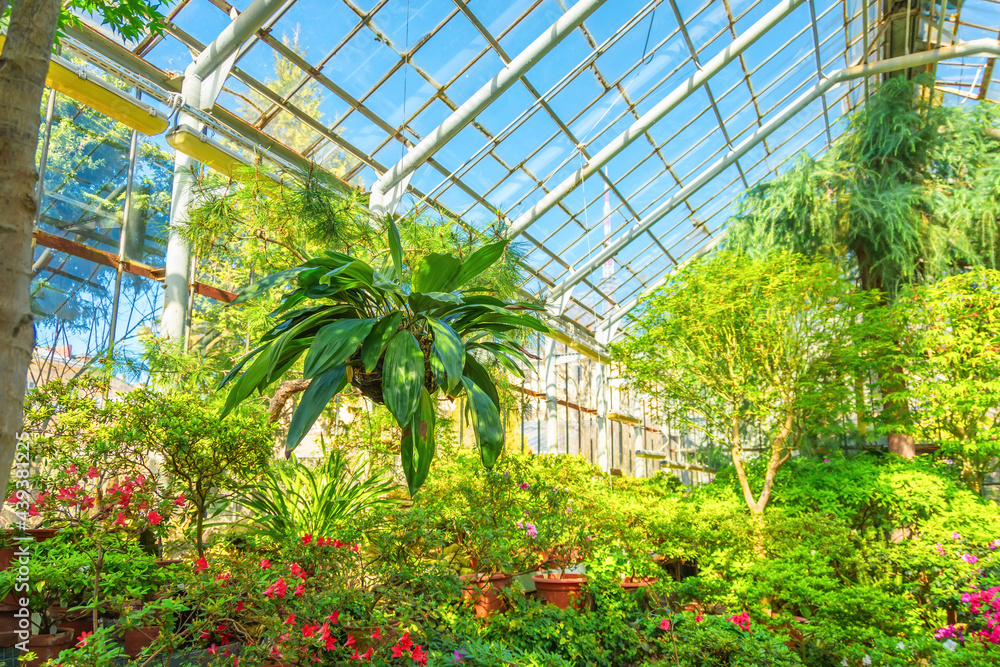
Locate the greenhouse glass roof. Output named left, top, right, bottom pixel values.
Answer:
left=54, top=0, right=1000, bottom=345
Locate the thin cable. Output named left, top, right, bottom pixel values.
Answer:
left=640, top=0, right=661, bottom=65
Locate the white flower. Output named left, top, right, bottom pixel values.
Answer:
left=896, top=642, right=905, bottom=650
left=810, top=549, right=816, bottom=556
left=862, top=656, right=872, bottom=666
left=943, top=639, right=958, bottom=652
left=841, top=660, right=848, bottom=667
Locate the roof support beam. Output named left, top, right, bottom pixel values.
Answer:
left=370, top=0, right=610, bottom=205
left=545, top=38, right=1000, bottom=305
left=503, top=0, right=807, bottom=241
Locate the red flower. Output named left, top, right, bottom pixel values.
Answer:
left=302, top=624, right=320, bottom=638
left=148, top=510, right=163, bottom=526
left=113, top=512, right=126, bottom=527
left=301, top=534, right=313, bottom=545
left=284, top=613, right=296, bottom=626
left=290, top=563, right=306, bottom=580
left=370, top=627, right=381, bottom=640
left=208, top=644, right=219, bottom=655
left=173, top=494, right=186, bottom=507
left=294, top=583, right=305, bottom=597
left=351, top=543, right=360, bottom=552
left=77, top=631, right=92, bottom=647
left=235, top=601, right=245, bottom=612
left=659, top=618, right=671, bottom=631
left=27, top=504, right=39, bottom=518
left=67, top=464, right=77, bottom=474
left=264, top=577, right=287, bottom=599
left=215, top=572, right=230, bottom=584
left=86, top=467, right=99, bottom=479
left=344, top=635, right=356, bottom=648
left=194, top=556, right=208, bottom=573
left=360, top=648, right=373, bottom=660
left=349, top=650, right=361, bottom=660
left=391, top=643, right=405, bottom=658
left=411, top=644, right=428, bottom=666
left=398, top=632, right=413, bottom=651
left=327, top=611, right=339, bottom=625
left=259, top=558, right=271, bottom=570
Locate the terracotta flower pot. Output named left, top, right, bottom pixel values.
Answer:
left=532, top=573, right=587, bottom=610
left=620, top=576, right=657, bottom=590
left=459, top=572, right=512, bottom=618
left=24, top=528, right=60, bottom=542
left=0, top=604, right=19, bottom=633
left=25, top=627, right=74, bottom=667
left=123, top=625, right=162, bottom=658
left=0, top=528, right=19, bottom=604
left=47, top=606, right=93, bottom=637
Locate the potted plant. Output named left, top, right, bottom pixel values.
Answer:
left=530, top=485, right=595, bottom=610
left=219, top=218, right=545, bottom=496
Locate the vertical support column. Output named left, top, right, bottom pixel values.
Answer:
left=593, top=325, right=610, bottom=472
left=161, top=75, right=205, bottom=341
left=544, top=336, right=558, bottom=455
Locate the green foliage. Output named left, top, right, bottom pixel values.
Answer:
left=220, top=217, right=544, bottom=495
left=232, top=451, right=396, bottom=542
left=727, top=77, right=1000, bottom=297
left=648, top=613, right=804, bottom=666
left=611, top=251, right=875, bottom=514
left=884, top=269, right=1000, bottom=490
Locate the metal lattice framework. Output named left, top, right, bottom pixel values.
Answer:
left=33, top=0, right=1000, bottom=353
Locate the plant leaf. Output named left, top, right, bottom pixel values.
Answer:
left=286, top=365, right=349, bottom=453
left=409, top=291, right=463, bottom=314
left=361, top=312, right=404, bottom=372
left=383, top=330, right=425, bottom=424
left=427, top=317, right=465, bottom=394
left=411, top=253, right=461, bottom=294
left=221, top=346, right=274, bottom=418
left=462, top=376, right=504, bottom=468
left=401, top=388, right=436, bottom=496
left=218, top=344, right=266, bottom=390
left=387, top=215, right=403, bottom=280
left=303, top=319, right=376, bottom=379
left=231, top=266, right=309, bottom=305
left=462, top=352, right=500, bottom=410
left=454, top=240, right=507, bottom=288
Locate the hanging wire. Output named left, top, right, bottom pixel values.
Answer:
left=640, top=0, right=661, bottom=65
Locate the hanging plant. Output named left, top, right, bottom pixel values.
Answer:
left=219, top=217, right=546, bottom=495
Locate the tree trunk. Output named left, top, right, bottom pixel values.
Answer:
left=854, top=243, right=915, bottom=459
left=0, top=0, right=61, bottom=500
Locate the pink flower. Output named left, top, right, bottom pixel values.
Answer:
left=85, top=467, right=98, bottom=479
left=67, top=464, right=77, bottom=474
left=935, top=543, right=946, bottom=556
left=728, top=611, right=751, bottom=632
left=961, top=553, right=979, bottom=564
left=696, top=612, right=703, bottom=623
left=208, top=644, right=219, bottom=655
left=953, top=532, right=963, bottom=540
left=148, top=510, right=163, bottom=526
left=519, top=482, right=530, bottom=490
left=659, top=618, right=671, bottom=631
left=990, top=540, right=999, bottom=550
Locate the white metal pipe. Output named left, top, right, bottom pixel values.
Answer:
left=372, top=0, right=609, bottom=198
left=546, top=38, right=1000, bottom=304
left=544, top=337, right=559, bottom=454
left=504, top=0, right=807, bottom=240
left=190, top=0, right=285, bottom=79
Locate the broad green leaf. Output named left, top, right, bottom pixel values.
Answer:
left=361, top=312, right=404, bottom=372
left=462, top=376, right=504, bottom=468
left=401, top=388, right=436, bottom=496
left=303, top=319, right=376, bottom=379
left=387, top=215, right=403, bottom=280
left=427, top=318, right=464, bottom=394
left=462, top=353, right=500, bottom=410
left=473, top=342, right=526, bottom=378
left=286, top=365, right=349, bottom=453
left=266, top=341, right=311, bottom=385
left=412, top=253, right=461, bottom=294
left=471, top=313, right=549, bottom=333
left=222, top=346, right=274, bottom=418
left=231, top=266, right=308, bottom=305
left=383, top=330, right=425, bottom=425
left=409, top=291, right=463, bottom=314
left=218, top=344, right=266, bottom=390
left=454, top=240, right=507, bottom=288
left=268, top=309, right=343, bottom=378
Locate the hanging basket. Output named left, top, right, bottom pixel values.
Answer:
left=349, top=334, right=438, bottom=404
